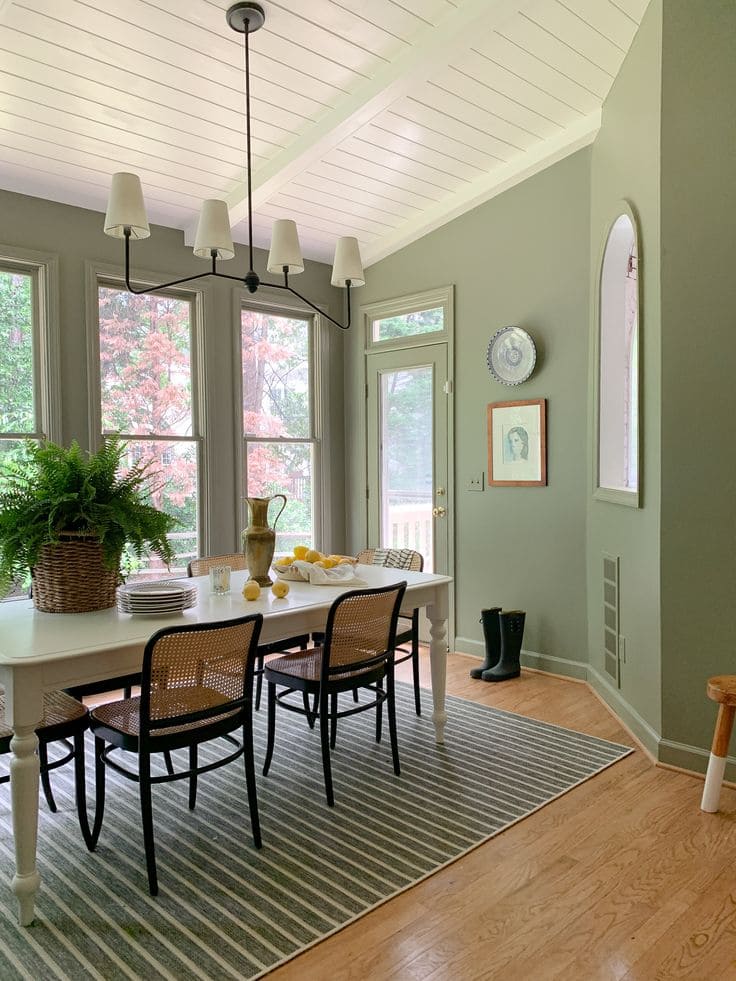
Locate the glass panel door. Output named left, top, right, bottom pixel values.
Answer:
left=367, top=343, right=449, bottom=582
left=380, top=365, right=434, bottom=572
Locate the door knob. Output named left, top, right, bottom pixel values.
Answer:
left=432, top=506, right=447, bottom=518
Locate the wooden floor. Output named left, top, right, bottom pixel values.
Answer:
left=268, top=652, right=736, bottom=980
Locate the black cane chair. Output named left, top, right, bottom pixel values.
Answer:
left=263, top=582, right=407, bottom=806
left=313, top=548, right=424, bottom=714
left=188, top=553, right=309, bottom=710
left=0, top=688, right=96, bottom=847
left=88, top=614, right=263, bottom=895
left=356, top=549, right=424, bottom=715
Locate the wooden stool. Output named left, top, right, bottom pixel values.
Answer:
left=701, top=676, right=736, bottom=812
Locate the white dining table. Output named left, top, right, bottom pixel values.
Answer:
left=0, top=564, right=451, bottom=926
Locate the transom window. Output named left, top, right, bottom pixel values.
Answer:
left=241, top=307, right=318, bottom=553
left=96, top=284, right=202, bottom=577
left=373, top=305, right=444, bottom=343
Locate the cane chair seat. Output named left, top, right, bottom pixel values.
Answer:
left=0, top=687, right=95, bottom=847
left=91, top=693, right=240, bottom=742
left=267, top=648, right=379, bottom=684
left=0, top=689, right=87, bottom=746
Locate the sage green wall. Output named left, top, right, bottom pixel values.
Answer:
left=346, top=150, right=591, bottom=665
left=586, top=0, right=663, bottom=744
left=659, top=0, right=736, bottom=768
left=0, top=189, right=345, bottom=557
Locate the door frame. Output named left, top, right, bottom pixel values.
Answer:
left=360, top=286, right=455, bottom=650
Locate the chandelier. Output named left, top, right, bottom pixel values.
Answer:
left=103, top=2, right=365, bottom=330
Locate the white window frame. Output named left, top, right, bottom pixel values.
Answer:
left=233, top=290, right=325, bottom=553
left=365, top=286, right=453, bottom=352
left=593, top=201, right=642, bottom=509
left=0, top=245, right=61, bottom=446
left=85, top=261, right=210, bottom=561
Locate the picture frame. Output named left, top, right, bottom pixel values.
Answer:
left=487, top=398, right=547, bottom=487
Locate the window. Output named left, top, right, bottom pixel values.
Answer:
left=241, top=307, right=318, bottom=553
left=96, top=284, right=202, bottom=577
left=596, top=209, right=640, bottom=506
left=0, top=249, right=59, bottom=597
left=0, top=253, right=59, bottom=469
left=366, top=286, right=451, bottom=351
left=373, top=305, right=444, bottom=343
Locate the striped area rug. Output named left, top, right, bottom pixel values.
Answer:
left=0, top=684, right=632, bottom=980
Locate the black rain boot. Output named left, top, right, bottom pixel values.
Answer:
left=482, top=610, right=525, bottom=682
left=470, top=607, right=502, bottom=678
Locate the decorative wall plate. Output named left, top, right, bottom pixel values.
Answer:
left=487, top=326, right=536, bottom=386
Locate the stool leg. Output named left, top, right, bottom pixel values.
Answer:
left=701, top=703, right=735, bottom=812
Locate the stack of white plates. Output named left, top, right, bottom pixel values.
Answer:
left=117, top=580, right=198, bottom=617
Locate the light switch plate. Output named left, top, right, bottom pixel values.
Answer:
left=468, top=472, right=484, bottom=492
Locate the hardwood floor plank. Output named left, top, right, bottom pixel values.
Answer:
left=267, top=653, right=736, bottom=980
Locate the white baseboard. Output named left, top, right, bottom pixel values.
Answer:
left=455, top=637, right=588, bottom=681
left=586, top=665, right=661, bottom=761
left=454, top=639, right=732, bottom=781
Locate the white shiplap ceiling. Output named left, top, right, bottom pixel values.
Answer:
left=0, top=0, right=649, bottom=267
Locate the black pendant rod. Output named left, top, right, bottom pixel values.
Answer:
left=244, top=21, right=255, bottom=279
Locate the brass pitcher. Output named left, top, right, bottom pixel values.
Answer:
left=242, top=494, right=287, bottom=586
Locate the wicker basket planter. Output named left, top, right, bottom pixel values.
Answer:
left=31, top=534, right=120, bottom=614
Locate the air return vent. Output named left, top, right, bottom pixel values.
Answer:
left=602, top=553, right=620, bottom=687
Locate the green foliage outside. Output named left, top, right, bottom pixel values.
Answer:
left=374, top=306, right=443, bottom=341
left=0, top=271, right=34, bottom=435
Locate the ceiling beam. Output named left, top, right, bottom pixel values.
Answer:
left=361, top=110, right=602, bottom=268
left=185, top=0, right=538, bottom=245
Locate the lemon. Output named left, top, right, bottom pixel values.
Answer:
left=293, top=545, right=309, bottom=560
left=242, top=580, right=261, bottom=601
left=321, top=557, right=337, bottom=569
left=304, top=548, right=321, bottom=563
left=337, top=558, right=353, bottom=565
left=271, top=580, right=289, bottom=598
left=275, top=554, right=293, bottom=566
left=313, top=559, right=327, bottom=569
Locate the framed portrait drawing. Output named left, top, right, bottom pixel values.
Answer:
left=487, top=398, right=547, bottom=487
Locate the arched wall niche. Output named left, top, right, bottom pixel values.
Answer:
left=594, top=201, right=641, bottom=508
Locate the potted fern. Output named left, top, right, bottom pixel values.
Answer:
left=0, top=437, right=177, bottom=612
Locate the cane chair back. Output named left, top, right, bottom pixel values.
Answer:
left=324, top=584, right=405, bottom=674
left=141, top=618, right=260, bottom=737
left=187, top=552, right=247, bottom=578
left=356, top=547, right=424, bottom=573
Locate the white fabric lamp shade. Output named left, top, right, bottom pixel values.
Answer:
left=267, top=219, right=304, bottom=274
left=104, top=172, right=150, bottom=240
left=331, top=236, right=365, bottom=287
left=193, top=200, right=235, bottom=260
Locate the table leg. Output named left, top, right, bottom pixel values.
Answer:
left=427, top=600, right=448, bottom=745
left=5, top=673, right=43, bottom=926
left=10, top=727, right=41, bottom=925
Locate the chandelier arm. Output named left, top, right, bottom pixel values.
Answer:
left=257, top=279, right=352, bottom=331
left=123, top=229, right=215, bottom=294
